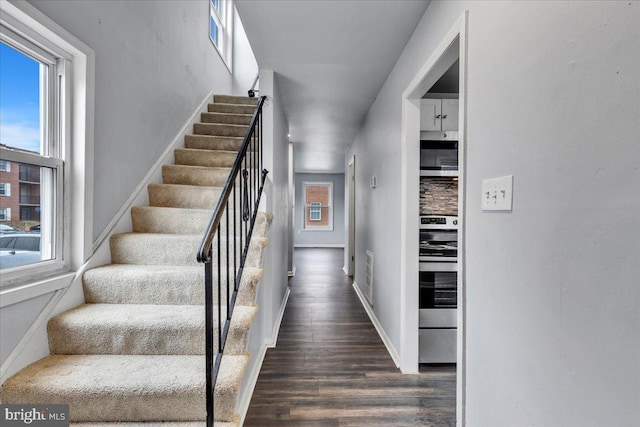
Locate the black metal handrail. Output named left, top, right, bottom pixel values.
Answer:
left=197, top=95, right=268, bottom=427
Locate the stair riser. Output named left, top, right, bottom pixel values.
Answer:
left=184, top=135, right=244, bottom=152
left=131, top=207, right=211, bottom=235
left=175, top=149, right=237, bottom=168
left=148, top=184, right=222, bottom=209
left=208, top=103, right=255, bottom=114
left=83, top=267, right=263, bottom=306
left=83, top=266, right=204, bottom=305
left=162, top=165, right=230, bottom=187
left=48, top=306, right=256, bottom=356
left=110, top=234, right=268, bottom=267
left=200, top=112, right=252, bottom=125
left=48, top=320, right=206, bottom=355
left=193, top=123, right=247, bottom=138
left=213, top=95, right=258, bottom=105
left=132, top=207, right=270, bottom=236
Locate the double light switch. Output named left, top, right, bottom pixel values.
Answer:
left=481, top=175, right=513, bottom=211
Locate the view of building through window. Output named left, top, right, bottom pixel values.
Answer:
left=0, top=40, right=50, bottom=269
left=304, top=182, right=333, bottom=230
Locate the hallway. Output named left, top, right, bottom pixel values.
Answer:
left=245, top=248, right=456, bottom=426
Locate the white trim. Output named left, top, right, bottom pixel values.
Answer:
left=352, top=281, right=401, bottom=368
left=0, top=271, right=73, bottom=308
left=267, top=286, right=289, bottom=347
left=399, top=11, right=469, bottom=426
left=237, top=340, right=267, bottom=425
left=92, top=90, right=214, bottom=251
left=294, top=244, right=344, bottom=248
left=288, top=265, right=296, bottom=277
left=343, top=265, right=349, bottom=275
left=237, top=286, right=290, bottom=425
left=209, top=0, right=233, bottom=73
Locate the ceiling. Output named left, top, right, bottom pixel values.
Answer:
left=235, top=0, right=431, bottom=173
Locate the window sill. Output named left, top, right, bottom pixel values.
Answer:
left=0, top=271, right=75, bottom=308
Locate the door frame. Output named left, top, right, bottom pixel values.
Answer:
left=399, top=11, right=468, bottom=427
left=345, top=155, right=356, bottom=276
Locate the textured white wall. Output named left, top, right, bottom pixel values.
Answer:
left=29, top=0, right=251, bottom=241
left=293, top=173, right=345, bottom=246
left=348, top=1, right=640, bottom=426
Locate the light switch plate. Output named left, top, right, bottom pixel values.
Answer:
left=482, top=175, right=513, bottom=211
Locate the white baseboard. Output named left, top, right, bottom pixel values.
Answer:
left=343, top=265, right=349, bottom=275
left=288, top=265, right=296, bottom=277
left=352, top=281, right=401, bottom=368
left=237, top=286, right=290, bottom=425
left=92, top=90, right=215, bottom=252
left=294, top=244, right=345, bottom=248
left=268, top=286, right=290, bottom=347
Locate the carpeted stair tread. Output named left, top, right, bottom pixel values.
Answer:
left=132, top=206, right=272, bottom=236
left=83, top=264, right=264, bottom=306
left=48, top=304, right=257, bottom=356
left=174, top=148, right=239, bottom=168
left=162, top=164, right=231, bottom=187
left=184, top=135, right=245, bottom=152
left=0, top=354, right=248, bottom=422
left=200, top=112, right=252, bottom=125
left=110, top=233, right=269, bottom=267
left=193, top=123, right=247, bottom=138
left=213, top=94, right=258, bottom=105
left=148, top=184, right=222, bottom=209
left=208, top=102, right=255, bottom=115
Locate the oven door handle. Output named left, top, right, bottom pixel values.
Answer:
left=419, top=262, right=457, bottom=272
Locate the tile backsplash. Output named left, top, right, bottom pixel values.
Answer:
left=420, top=177, right=458, bottom=216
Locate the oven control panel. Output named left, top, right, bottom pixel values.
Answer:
left=420, top=216, right=458, bottom=229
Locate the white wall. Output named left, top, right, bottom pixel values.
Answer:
left=240, top=69, right=290, bottom=414
left=0, top=292, right=53, bottom=364
left=348, top=1, right=640, bottom=426
left=232, top=7, right=258, bottom=96
left=294, top=173, right=345, bottom=247
left=29, top=0, right=254, bottom=242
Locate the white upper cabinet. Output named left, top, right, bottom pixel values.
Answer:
left=420, top=99, right=459, bottom=131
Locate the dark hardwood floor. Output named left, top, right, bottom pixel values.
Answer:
left=244, top=248, right=456, bottom=426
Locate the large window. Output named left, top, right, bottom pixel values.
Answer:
left=0, top=1, right=93, bottom=298
left=209, top=0, right=233, bottom=71
left=0, top=30, right=63, bottom=275
left=303, top=182, right=333, bottom=231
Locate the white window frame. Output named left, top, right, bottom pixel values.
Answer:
left=209, top=0, right=233, bottom=72
left=309, top=201, right=322, bottom=221
left=0, top=207, right=10, bottom=221
left=0, top=160, right=10, bottom=172
left=303, top=181, right=334, bottom=231
left=0, top=183, right=10, bottom=197
left=0, top=1, right=94, bottom=297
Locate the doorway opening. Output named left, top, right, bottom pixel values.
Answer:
left=399, top=11, right=468, bottom=427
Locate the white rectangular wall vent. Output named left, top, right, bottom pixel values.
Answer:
left=365, top=250, right=374, bottom=305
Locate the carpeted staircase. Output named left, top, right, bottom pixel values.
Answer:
left=0, top=95, right=270, bottom=426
